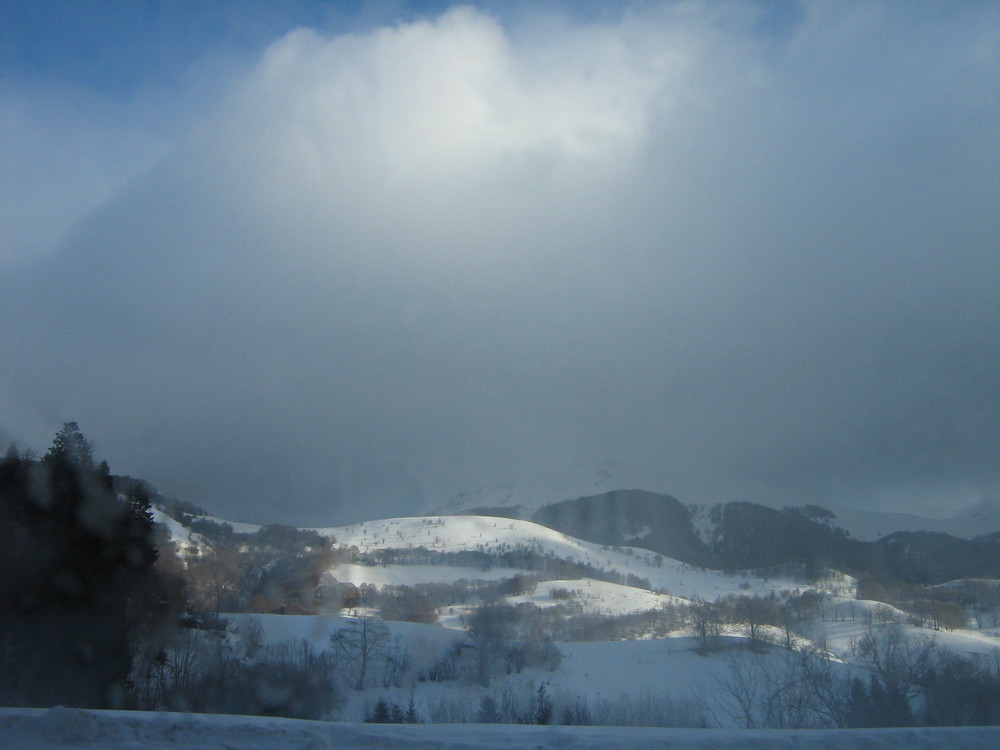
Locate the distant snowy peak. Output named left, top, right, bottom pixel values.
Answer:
left=948, top=498, right=1000, bottom=538
left=428, top=468, right=625, bottom=518
left=819, top=505, right=944, bottom=541
left=823, top=498, right=1000, bottom=542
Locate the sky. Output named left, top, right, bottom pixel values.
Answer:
left=1, top=1, right=998, bottom=526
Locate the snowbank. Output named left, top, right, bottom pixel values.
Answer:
left=2, top=708, right=1000, bottom=750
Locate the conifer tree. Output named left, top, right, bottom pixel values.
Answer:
left=0, top=425, right=168, bottom=708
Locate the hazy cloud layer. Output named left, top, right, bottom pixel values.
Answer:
left=2, top=3, right=999, bottom=524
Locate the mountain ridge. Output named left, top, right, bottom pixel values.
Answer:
left=145, top=475, right=1000, bottom=587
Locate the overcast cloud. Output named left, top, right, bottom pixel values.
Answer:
left=2, top=2, right=998, bottom=525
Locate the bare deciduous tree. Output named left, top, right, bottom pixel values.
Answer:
left=332, top=615, right=390, bottom=690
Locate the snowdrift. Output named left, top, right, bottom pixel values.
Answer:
left=2, top=707, right=1000, bottom=750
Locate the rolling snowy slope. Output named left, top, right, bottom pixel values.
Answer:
left=317, top=515, right=828, bottom=601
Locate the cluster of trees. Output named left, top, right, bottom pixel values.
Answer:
left=411, top=685, right=707, bottom=727
left=476, top=684, right=554, bottom=724
left=442, top=582, right=975, bottom=659
left=381, top=683, right=558, bottom=725
left=132, top=607, right=560, bottom=722
left=711, top=505, right=1000, bottom=585
left=555, top=690, right=707, bottom=728
left=462, top=603, right=562, bottom=685
left=0, top=424, right=179, bottom=708
left=689, top=592, right=823, bottom=654
left=365, top=695, right=421, bottom=723
left=710, top=615, right=1000, bottom=729
left=856, top=577, right=990, bottom=630
left=159, top=517, right=336, bottom=616
left=133, top=628, right=341, bottom=719
left=707, top=503, right=856, bottom=572
left=431, top=589, right=824, bottom=649
left=132, top=612, right=410, bottom=718
left=688, top=587, right=971, bottom=658
left=459, top=598, right=683, bottom=643
left=0, top=424, right=344, bottom=715
left=330, top=574, right=542, bottom=624
left=340, top=543, right=650, bottom=590
left=946, top=580, right=1000, bottom=628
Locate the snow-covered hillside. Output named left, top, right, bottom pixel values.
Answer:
left=310, top=514, right=1000, bottom=712
left=318, top=514, right=833, bottom=601
left=143, top=502, right=1000, bottom=731
left=151, top=508, right=207, bottom=551
left=153, top=507, right=1000, bottom=664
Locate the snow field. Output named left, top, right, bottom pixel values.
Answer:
left=217, top=614, right=844, bottom=726
left=225, top=613, right=466, bottom=679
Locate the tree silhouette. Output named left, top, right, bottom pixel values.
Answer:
left=0, top=425, right=166, bottom=708
left=45, top=421, right=94, bottom=469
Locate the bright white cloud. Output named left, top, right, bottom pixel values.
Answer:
left=2, top=2, right=999, bottom=523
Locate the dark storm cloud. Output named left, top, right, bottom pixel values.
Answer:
left=1, top=3, right=998, bottom=524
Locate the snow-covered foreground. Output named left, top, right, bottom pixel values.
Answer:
left=3, top=708, right=1000, bottom=750
left=222, top=614, right=740, bottom=719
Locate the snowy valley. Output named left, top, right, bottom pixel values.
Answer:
left=128, top=489, right=1000, bottom=731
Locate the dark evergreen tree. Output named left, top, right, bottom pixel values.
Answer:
left=534, top=683, right=553, bottom=725
left=367, top=697, right=394, bottom=723
left=846, top=676, right=913, bottom=728
left=404, top=696, right=421, bottom=723
left=45, top=422, right=94, bottom=469
left=477, top=695, right=500, bottom=723
left=0, top=426, right=167, bottom=708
